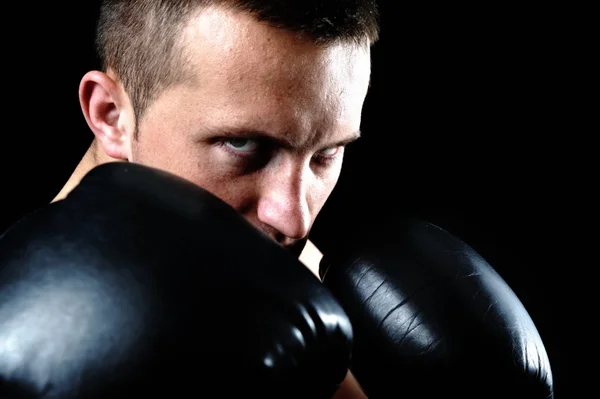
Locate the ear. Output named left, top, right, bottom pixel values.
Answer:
left=79, top=71, right=134, bottom=160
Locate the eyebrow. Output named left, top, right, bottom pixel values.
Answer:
left=218, top=128, right=362, bottom=151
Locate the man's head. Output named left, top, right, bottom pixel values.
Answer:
left=80, top=0, right=379, bottom=254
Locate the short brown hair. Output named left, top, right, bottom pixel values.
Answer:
left=95, top=0, right=380, bottom=136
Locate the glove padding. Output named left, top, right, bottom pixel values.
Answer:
left=320, top=218, right=553, bottom=399
left=0, top=162, right=352, bottom=399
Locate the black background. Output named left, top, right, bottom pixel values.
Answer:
left=2, top=2, right=587, bottom=397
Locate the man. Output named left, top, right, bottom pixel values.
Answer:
left=51, top=0, right=379, bottom=397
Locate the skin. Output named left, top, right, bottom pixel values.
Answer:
left=54, top=6, right=372, bottom=397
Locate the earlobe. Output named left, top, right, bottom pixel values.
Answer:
left=79, top=71, right=133, bottom=160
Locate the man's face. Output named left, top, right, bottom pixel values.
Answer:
left=130, top=7, right=371, bottom=251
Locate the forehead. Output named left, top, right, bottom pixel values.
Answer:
left=180, top=6, right=371, bottom=90
left=166, top=6, right=371, bottom=147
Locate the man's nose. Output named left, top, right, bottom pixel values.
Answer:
left=256, top=167, right=311, bottom=241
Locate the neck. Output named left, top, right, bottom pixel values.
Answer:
left=51, top=139, right=121, bottom=203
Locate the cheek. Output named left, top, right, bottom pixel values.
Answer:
left=132, top=136, right=194, bottom=180
left=192, top=178, right=257, bottom=211
left=132, top=105, right=202, bottom=177
left=132, top=121, right=204, bottom=182
left=310, top=167, right=343, bottom=215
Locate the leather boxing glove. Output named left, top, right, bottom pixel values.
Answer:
left=0, top=162, right=353, bottom=399
left=319, top=218, right=553, bottom=399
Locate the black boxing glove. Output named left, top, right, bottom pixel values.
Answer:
left=319, top=218, right=553, bottom=399
left=0, top=162, right=352, bottom=399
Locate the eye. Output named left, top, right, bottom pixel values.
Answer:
left=312, top=146, right=344, bottom=166
left=224, top=138, right=259, bottom=153
left=319, top=146, right=341, bottom=156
